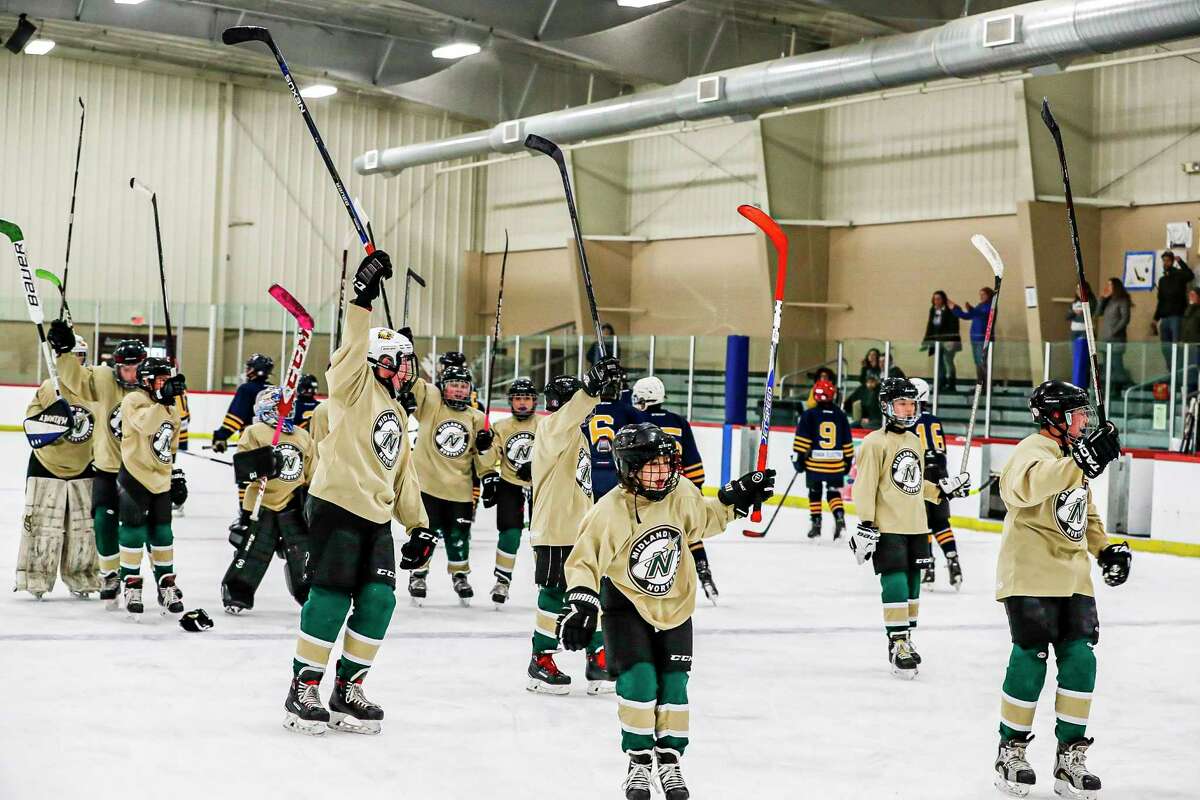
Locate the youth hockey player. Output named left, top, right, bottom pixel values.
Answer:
left=14, top=321, right=100, bottom=599
left=526, top=360, right=623, bottom=695
left=589, top=382, right=640, bottom=500
left=221, top=386, right=315, bottom=614
left=211, top=353, right=274, bottom=453
left=292, top=373, right=320, bottom=430
left=559, top=423, right=775, bottom=800
left=848, top=377, right=970, bottom=677
left=630, top=377, right=719, bottom=604
left=116, top=356, right=188, bottom=617
left=483, top=377, right=540, bottom=606
left=283, top=250, right=434, bottom=737
left=909, top=378, right=964, bottom=589
left=791, top=378, right=853, bottom=541
left=992, top=380, right=1129, bottom=799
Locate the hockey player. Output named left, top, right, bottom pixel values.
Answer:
left=211, top=353, right=274, bottom=453
left=630, top=376, right=719, bottom=604
left=848, top=377, right=970, bottom=677
left=405, top=361, right=493, bottom=605
left=14, top=322, right=100, bottom=599
left=292, top=373, right=320, bottom=430
left=117, top=356, right=188, bottom=617
left=992, top=381, right=1128, bottom=799
left=482, top=377, right=540, bottom=606
left=909, top=378, right=964, bottom=589
left=588, top=382, right=641, bottom=501
left=526, top=360, right=624, bottom=695
left=221, top=386, right=315, bottom=614
left=791, top=378, right=853, bottom=541
left=283, top=250, right=434, bottom=736
left=559, top=423, right=775, bottom=800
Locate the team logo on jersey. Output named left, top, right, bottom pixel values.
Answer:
left=1053, top=487, right=1089, bottom=542
left=108, top=406, right=123, bottom=440
left=151, top=422, right=174, bottom=464
left=505, top=431, right=534, bottom=469
left=576, top=447, right=592, bottom=499
left=372, top=410, right=403, bottom=469
left=275, top=442, right=304, bottom=482
left=890, top=449, right=922, bottom=495
left=627, top=525, right=684, bottom=597
left=434, top=420, right=470, bottom=458
left=65, top=404, right=94, bottom=444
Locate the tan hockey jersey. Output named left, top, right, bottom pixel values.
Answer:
left=240, top=422, right=314, bottom=513
left=853, top=426, right=941, bottom=534
left=27, top=352, right=96, bottom=479
left=491, top=413, right=540, bottom=487
left=409, top=378, right=493, bottom=502
left=120, top=390, right=180, bottom=494
left=58, top=360, right=136, bottom=474
left=530, top=389, right=598, bottom=547
left=308, top=305, right=427, bottom=529
left=307, top=401, right=329, bottom=473
left=565, top=480, right=734, bottom=630
left=996, top=433, right=1107, bottom=600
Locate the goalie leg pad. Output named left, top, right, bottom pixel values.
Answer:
left=62, top=478, right=100, bottom=592
left=16, top=477, right=68, bottom=596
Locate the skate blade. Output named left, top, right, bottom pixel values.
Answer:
left=1053, top=779, right=1097, bottom=800
left=328, top=712, right=381, bottom=735
left=586, top=680, right=616, bottom=696
left=890, top=665, right=918, bottom=680
left=493, top=601, right=505, bottom=610
left=993, top=775, right=1032, bottom=797
left=283, top=713, right=327, bottom=737
left=458, top=597, right=472, bottom=607
left=105, top=598, right=119, bottom=611
left=526, top=679, right=570, bottom=696
left=224, top=606, right=245, bottom=616
left=125, top=612, right=143, bottom=622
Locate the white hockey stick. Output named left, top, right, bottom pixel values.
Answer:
left=960, top=234, right=1005, bottom=474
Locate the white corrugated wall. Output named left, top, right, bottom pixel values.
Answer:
left=483, top=152, right=573, bottom=253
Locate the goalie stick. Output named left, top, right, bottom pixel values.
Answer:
left=960, top=234, right=1005, bottom=474
left=482, top=231, right=509, bottom=427
left=60, top=97, right=85, bottom=322
left=130, top=178, right=176, bottom=364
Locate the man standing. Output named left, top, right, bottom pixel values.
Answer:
left=1152, top=250, right=1194, bottom=367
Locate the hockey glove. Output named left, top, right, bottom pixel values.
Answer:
left=475, top=428, right=494, bottom=454
left=792, top=454, right=806, bottom=474
left=227, top=509, right=252, bottom=549
left=557, top=587, right=600, bottom=651
left=351, top=250, right=393, bottom=309
left=1097, top=542, right=1132, bottom=587
left=47, top=319, right=76, bottom=355
left=179, top=608, right=214, bottom=633
left=582, top=356, right=625, bottom=398
left=233, top=446, right=282, bottom=484
left=938, top=471, right=971, bottom=500
left=211, top=436, right=229, bottom=454
left=170, top=469, right=188, bottom=507
left=155, top=374, right=187, bottom=405
left=399, top=527, right=438, bottom=570
left=849, top=522, right=879, bottom=565
left=1070, top=421, right=1121, bottom=479
left=516, top=461, right=533, bottom=483
left=718, top=468, right=776, bottom=518
left=480, top=472, right=500, bottom=508
left=398, top=391, right=417, bottom=415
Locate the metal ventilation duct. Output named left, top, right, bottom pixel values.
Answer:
left=355, top=0, right=1200, bottom=175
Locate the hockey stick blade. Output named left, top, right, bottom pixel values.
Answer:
left=0, top=219, right=22, bottom=244
left=35, top=268, right=63, bottom=288
left=407, top=268, right=426, bottom=288
left=269, top=284, right=315, bottom=330
left=129, top=177, right=153, bottom=198
left=222, top=25, right=272, bottom=46
left=738, top=204, right=789, bottom=263
left=24, top=398, right=73, bottom=449
left=970, top=235, right=1005, bottom=279
left=523, top=133, right=562, bottom=163
left=1039, top=98, right=1059, bottom=134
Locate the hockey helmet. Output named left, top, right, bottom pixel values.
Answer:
left=508, top=377, right=538, bottom=419
left=909, top=377, right=931, bottom=406
left=812, top=379, right=836, bottom=404
left=631, top=376, right=666, bottom=411
left=297, top=373, right=318, bottom=400
left=1029, top=380, right=1092, bottom=440
left=613, top=422, right=680, bottom=501
left=438, top=364, right=474, bottom=411
left=112, top=339, right=148, bottom=389
left=367, top=327, right=417, bottom=392
left=878, top=377, right=919, bottom=428
left=245, top=353, right=274, bottom=381
left=254, top=385, right=293, bottom=433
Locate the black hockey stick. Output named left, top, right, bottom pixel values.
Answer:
left=743, top=469, right=799, bottom=538
left=402, top=267, right=425, bottom=328
left=366, top=219, right=395, bottom=329
left=59, top=96, right=84, bottom=323
left=130, top=178, right=175, bottom=364
left=180, top=449, right=232, bottom=467
left=223, top=25, right=374, bottom=257
left=334, top=248, right=348, bottom=350
left=524, top=134, right=605, bottom=352
left=483, top=230, right=509, bottom=427
left=1041, top=99, right=1106, bottom=425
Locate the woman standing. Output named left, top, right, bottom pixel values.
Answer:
left=1096, top=278, right=1131, bottom=391
left=922, top=290, right=962, bottom=394
left=950, top=287, right=995, bottom=377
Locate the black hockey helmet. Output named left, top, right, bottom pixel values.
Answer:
left=246, top=353, right=274, bottom=381
left=544, top=375, right=583, bottom=413
left=437, top=351, right=467, bottom=377
left=613, top=422, right=680, bottom=501
left=137, top=356, right=174, bottom=392
left=508, top=377, right=539, bottom=419
left=112, top=339, right=147, bottom=389
left=1030, top=380, right=1092, bottom=439
left=878, top=376, right=919, bottom=428
left=297, top=373, right=318, bottom=400
left=439, top=364, right=474, bottom=411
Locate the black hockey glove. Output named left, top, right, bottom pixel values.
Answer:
left=718, top=468, right=776, bottom=518
left=849, top=522, right=879, bottom=565
left=233, top=445, right=282, bottom=484
left=400, top=527, right=438, bottom=570
left=792, top=454, right=806, bottom=474
left=351, top=250, right=393, bottom=309
left=210, top=436, right=229, bottom=454
left=582, top=356, right=624, bottom=398
left=179, top=608, right=214, bottom=633
left=398, top=391, right=417, bottom=415
left=227, top=509, right=252, bottom=549
left=155, top=374, right=187, bottom=406
left=938, top=471, right=971, bottom=500
left=1070, top=421, right=1121, bottom=479
left=475, top=428, right=494, bottom=454
left=170, top=469, right=188, bottom=507
left=480, top=472, right=500, bottom=508
left=516, top=461, right=532, bottom=483
left=1097, top=542, right=1132, bottom=587
left=557, top=587, right=600, bottom=651
left=47, top=319, right=76, bottom=355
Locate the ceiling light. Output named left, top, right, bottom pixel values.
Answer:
left=114, top=0, right=150, bottom=5
left=617, top=0, right=672, bottom=7
left=24, top=39, right=55, bottom=56
left=299, top=84, right=337, bottom=99
left=432, top=42, right=480, bottom=60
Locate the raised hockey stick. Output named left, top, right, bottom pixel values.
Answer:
left=738, top=204, right=789, bottom=523
left=402, top=267, right=425, bottom=328
left=251, top=284, right=314, bottom=522
left=960, top=234, right=1005, bottom=475
left=1041, top=99, right=1107, bottom=426
left=0, top=219, right=73, bottom=448
left=742, top=469, right=799, bottom=538
left=35, top=269, right=70, bottom=325
left=223, top=26, right=374, bottom=257
left=524, top=134, right=605, bottom=351
left=334, top=248, right=348, bottom=350
left=365, top=218, right=395, bottom=329
left=482, top=230, right=509, bottom=427
left=60, top=96, right=85, bottom=322
left=130, top=178, right=176, bottom=364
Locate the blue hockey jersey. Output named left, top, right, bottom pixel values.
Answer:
left=586, top=390, right=642, bottom=499
left=913, top=410, right=948, bottom=479
left=214, top=378, right=268, bottom=444
left=792, top=403, right=854, bottom=476
left=639, top=406, right=705, bottom=488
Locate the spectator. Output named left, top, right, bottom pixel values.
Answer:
left=805, top=367, right=837, bottom=409
left=585, top=322, right=616, bottom=368
left=1182, top=287, right=1200, bottom=392
left=859, top=348, right=883, bottom=384
left=1152, top=250, right=1194, bottom=365
left=843, top=373, right=882, bottom=429
left=1068, top=280, right=1098, bottom=389
left=950, top=287, right=995, bottom=375
left=1097, top=277, right=1131, bottom=390
left=921, top=290, right=962, bottom=394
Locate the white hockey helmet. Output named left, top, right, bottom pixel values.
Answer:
left=72, top=334, right=89, bottom=365
left=368, top=327, right=417, bottom=390
left=910, top=377, right=930, bottom=405
left=631, top=376, right=666, bottom=410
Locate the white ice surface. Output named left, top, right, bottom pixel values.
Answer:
left=0, top=431, right=1196, bottom=800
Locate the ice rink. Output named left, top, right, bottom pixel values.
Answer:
left=0, top=430, right=1196, bottom=800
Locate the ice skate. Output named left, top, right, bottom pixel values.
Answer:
left=70, top=590, right=92, bottom=600
left=1053, top=738, right=1100, bottom=800
left=99, top=571, right=120, bottom=610
left=585, top=648, right=615, bottom=695
left=696, top=560, right=718, bottom=606
left=994, top=734, right=1036, bottom=797
left=526, top=653, right=571, bottom=695
left=491, top=577, right=510, bottom=608
left=123, top=576, right=144, bottom=618
left=888, top=633, right=918, bottom=679
left=832, top=515, right=845, bottom=540
left=328, top=676, right=384, bottom=735
left=947, top=552, right=964, bottom=590
left=622, top=750, right=654, bottom=800
left=283, top=671, right=329, bottom=736
left=807, top=517, right=822, bottom=539
left=922, top=562, right=936, bottom=584
left=157, top=573, right=184, bottom=615
left=655, top=748, right=690, bottom=800
left=408, top=572, right=427, bottom=607
left=452, top=572, right=473, bottom=606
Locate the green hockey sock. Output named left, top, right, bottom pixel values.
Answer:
left=118, top=522, right=147, bottom=579
left=906, top=568, right=922, bottom=628
left=337, top=582, right=396, bottom=681
left=147, top=523, right=175, bottom=583
left=879, top=570, right=910, bottom=635
left=94, top=505, right=119, bottom=575
left=444, top=522, right=471, bottom=575
left=656, top=670, right=689, bottom=755
left=1054, top=638, right=1096, bottom=743
left=532, top=585, right=565, bottom=653
left=617, top=662, right=658, bottom=753
left=999, top=644, right=1048, bottom=741
left=494, top=527, right=522, bottom=580
left=293, top=585, right=352, bottom=677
